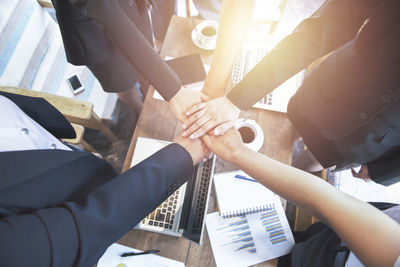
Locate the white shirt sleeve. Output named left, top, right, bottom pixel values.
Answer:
left=0, top=96, right=71, bottom=152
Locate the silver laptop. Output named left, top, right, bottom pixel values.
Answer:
left=232, top=44, right=302, bottom=113
left=131, top=137, right=216, bottom=244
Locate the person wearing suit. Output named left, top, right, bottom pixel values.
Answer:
left=51, top=0, right=204, bottom=118
left=0, top=91, right=207, bottom=266
left=181, top=0, right=400, bottom=185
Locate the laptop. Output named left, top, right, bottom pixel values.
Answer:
left=131, top=137, right=216, bottom=244
left=231, top=44, right=302, bottom=113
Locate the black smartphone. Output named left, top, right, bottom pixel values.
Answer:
left=67, top=75, right=85, bottom=94
left=166, top=54, right=206, bottom=85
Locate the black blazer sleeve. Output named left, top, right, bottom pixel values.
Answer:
left=85, top=0, right=182, bottom=101
left=0, top=144, right=194, bottom=267
left=227, top=0, right=368, bottom=110
left=367, top=148, right=400, bottom=186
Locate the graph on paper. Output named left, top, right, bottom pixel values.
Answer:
left=206, top=195, right=295, bottom=267
left=260, top=209, right=288, bottom=245
left=217, top=216, right=257, bottom=254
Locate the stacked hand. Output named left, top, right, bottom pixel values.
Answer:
left=181, top=96, right=240, bottom=139
left=202, top=128, right=246, bottom=163
left=174, top=132, right=209, bottom=165
left=169, top=89, right=243, bottom=164
left=169, top=88, right=209, bottom=123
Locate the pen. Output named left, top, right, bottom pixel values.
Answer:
left=120, top=249, right=160, bottom=257
left=234, top=174, right=257, bottom=183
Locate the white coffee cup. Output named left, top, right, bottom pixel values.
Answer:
left=192, top=20, right=218, bottom=50
left=235, top=118, right=264, bottom=151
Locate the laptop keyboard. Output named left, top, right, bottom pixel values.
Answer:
left=191, top=158, right=213, bottom=233
left=232, top=45, right=274, bottom=107
left=142, top=189, right=180, bottom=230
left=232, top=45, right=268, bottom=85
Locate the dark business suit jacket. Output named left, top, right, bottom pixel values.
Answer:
left=52, top=0, right=181, bottom=100
left=0, top=92, right=194, bottom=266
left=227, top=0, right=400, bottom=184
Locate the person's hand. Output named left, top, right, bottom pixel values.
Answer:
left=182, top=96, right=240, bottom=139
left=202, top=128, right=247, bottom=163
left=169, top=87, right=209, bottom=122
left=174, top=132, right=208, bottom=165
left=351, top=164, right=372, bottom=181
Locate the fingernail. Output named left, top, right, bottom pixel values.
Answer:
left=199, top=102, right=206, bottom=108
left=182, top=131, right=187, bottom=137
left=214, top=129, right=219, bottom=136
left=182, top=124, right=186, bottom=129
left=190, top=134, right=196, bottom=139
left=186, top=111, right=190, bottom=115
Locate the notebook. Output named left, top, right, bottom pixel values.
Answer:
left=213, top=170, right=276, bottom=218
left=207, top=170, right=295, bottom=267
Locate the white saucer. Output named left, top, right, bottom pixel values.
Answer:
left=191, top=29, right=216, bottom=51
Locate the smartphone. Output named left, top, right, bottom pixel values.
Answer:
left=67, top=75, right=85, bottom=94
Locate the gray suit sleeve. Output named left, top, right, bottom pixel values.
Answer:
left=367, top=149, right=400, bottom=186
left=85, top=0, right=182, bottom=100
left=227, top=0, right=364, bottom=110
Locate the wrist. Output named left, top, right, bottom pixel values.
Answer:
left=169, top=87, right=183, bottom=104
left=231, top=144, right=250, bottom=165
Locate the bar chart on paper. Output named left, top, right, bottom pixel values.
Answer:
left=217, top=216, right=257, bottom=254
left=261, top=209, right=288, bottom=245
left=206, top=195, right=295, bottom=267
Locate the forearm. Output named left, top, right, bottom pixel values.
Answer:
left=203, top=0, right=255, bottom=98
left=86, top=0, right=181, bottom=100
left=232, top=147, right=400, bottom=266
left=232, top=147, right=329, bottom=217
left=0, top=144, right=194, bottom=267
left=227, top=0, right=361, bottom=110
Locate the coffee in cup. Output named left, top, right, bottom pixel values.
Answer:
left=238, top=126, right=256, bottom=144
left=201, top=26, right=217, bottom=37
left=192, top=20, right=218, bottom=50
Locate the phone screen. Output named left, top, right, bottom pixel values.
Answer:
left=68, top=75, right=82, bottom=91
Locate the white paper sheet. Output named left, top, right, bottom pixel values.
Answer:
left=97, top=243, right=185, bottom=267
left=205, top=195, right=295, bottom=267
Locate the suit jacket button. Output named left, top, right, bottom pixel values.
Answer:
left=359, top=112, right=368, bottom=120
left=21, top=128, right=29, bottom=134
left=382, top=94, right=391, bottom=103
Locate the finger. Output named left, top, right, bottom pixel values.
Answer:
left=185, top=102, right=207, bottom=117
left=212, top=121, right=235, bottom=136
left=182, top=115, right=210, bottom=138
left=351, top=168, right=360, bottom=178
left=200, top=93, right=210, bottom=102
left=202, top=134, right=212, bottom=148
left=189, top=119, right=218, bottom=139
left=183, top=108, right=207, bottom=129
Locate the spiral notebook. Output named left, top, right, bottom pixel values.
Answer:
left=213, top=170, right=276, bottom=218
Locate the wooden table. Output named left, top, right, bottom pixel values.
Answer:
left=121, top=15, right=296, bottom=267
